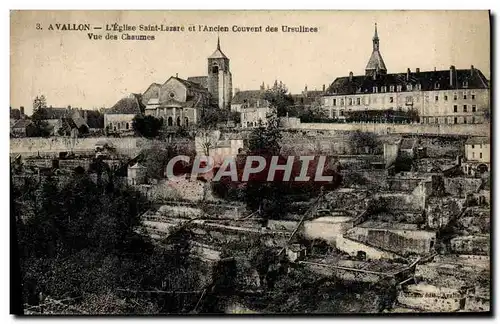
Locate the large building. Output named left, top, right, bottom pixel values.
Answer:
left=107, top=37, right=233, bottom=131
left=231, top=83, right=271, bottom=128
left=322, top=24, right=490, bottom=124
left=142, top=76, right=211, bottom=127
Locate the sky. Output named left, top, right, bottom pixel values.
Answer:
left=10, top=10, right=490, bottom=115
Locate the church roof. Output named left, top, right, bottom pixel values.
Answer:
left=187, top=76, right=208, bottom=89
left=365, top=50, right=387, bottom=72
left=325, top=67, right=489, bottom=96
left=208, top=36, right=228, bottom=59
left=169, top=76, right=209, bottom=93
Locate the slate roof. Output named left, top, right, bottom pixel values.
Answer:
left=231, top=90, right=267, bottom=106
left=326, top=67, right=489, bottom=96
left=187, top=76, right=209, bottom=89
left=465, top=136, right=490, bottom=145
left=365, top=49, right=387, bottom=72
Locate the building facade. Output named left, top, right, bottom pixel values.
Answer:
left=322, top=25, right=490, bottom=124
left=462, top=136, right=490, bottom=176
left=231, top=85, right=271, bottom=128
left=105, top=93, right=143, bottom=133
left=142, top=76, right=211, bottom=127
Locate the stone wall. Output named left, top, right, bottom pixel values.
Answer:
left=10, top=137, right=142, bottom=157
left=288, top=121, right=489, bottom=136
left=335, top=236, right=399, bottom=260
left=444, top=177, right=483, bottom=198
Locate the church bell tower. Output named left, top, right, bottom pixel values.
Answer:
left=207, top=36, right=232, bottom=109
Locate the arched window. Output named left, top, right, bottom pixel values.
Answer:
left=176, top=117, right=181, bottom=126
left=167, top=117, right=173, bottom=126
left=212, top=63, right=219, bottom=74
left=184, top=117, right=189, bottom=126
left=126, top=123, right=129, bottom=130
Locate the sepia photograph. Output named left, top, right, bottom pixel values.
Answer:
left=9, top=10, right=491, bottom=315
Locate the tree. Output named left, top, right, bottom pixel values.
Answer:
left=31, top=95, right=51, bottom=137
left=263, top=80, right=294, bottom=118
left=195, top=128, right=220, bottom=156
left=348, top=130, right=380, bottom=154
left=298, top=102, right=329, bottom=123
left=33, top=95, right=47, bottom=111
left=132, top=115, right=163, bottom=138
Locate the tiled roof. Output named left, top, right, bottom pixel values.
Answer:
left=107, top=95, right=142, bottom=115
left=465, top=136, right=490, bottom=145
left=326, top=67, right=489, bottom=96
left=12, top=119, right=33, bottom=129
left=41, top=107, right=70, bottom=119
left=187, top=76, right=208, bottom=89
left=231, top=90, right=267, bottom=105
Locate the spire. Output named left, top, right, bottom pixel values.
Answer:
left=373, top=23, right=378, bottom=41
left=365, top=23, right=387, bottom=77
left=217, top=35, right=221, bottom=50
left=208, top=35, right=228, bottom=59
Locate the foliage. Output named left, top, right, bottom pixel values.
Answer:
left=140, top=144, right=196, bottom=180
left=345, top=108, right=420, bottom=123
left=30, top=96, right=52, bottom=137
left=348, top=130, right=380, bottom=154
left=132, top=114, right=163, bottom=138
left=262, top=80, right=295, bottom=118
left=297, top=103, right=329, bottom=123
left=32, top=95, right=47, bottom=111
left=13, top=173, right=202, bottom=313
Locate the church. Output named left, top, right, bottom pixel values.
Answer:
left=105, top=37, right=232, bottom=132
left=141, top=36, right=233, bottom=127
left=322, top=24, right=490, bottom=125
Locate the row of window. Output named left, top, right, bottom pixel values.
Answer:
left=453, top=104, right=477, bottom=113
left=326, top=90, right=478, bottom=107
left=373, top=84, right=415, bottom=93
left=471, top=152, right=484, bottom=159
left=371, top=81, right=470, bottom=93
left=435, top=93, right=476, bottom=101
left=423, top=116, right=480, bottom=124
left=108, top=122, right=130, bottom=131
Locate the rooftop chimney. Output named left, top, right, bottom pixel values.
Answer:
left=450, top=65, right=456, bottom=87
left=322, top=84, right=326, bottom=92
left=471, top=65, right=475, bottom=76
left=434, top=67, right=436, bottom=71
left=406, top=68, right=411, bottom=81
left=416, top=68, right=420, bottom=73
left=349, top=71, right=353, bottom=82
left=176, top=73, right=178, bottom=78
